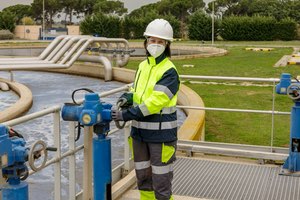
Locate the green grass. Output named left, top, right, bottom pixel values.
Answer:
left=128, top=46, right=297, bottom=77
left=126, top=43, right=299, bottom=147
left=174, top=40, right=300, bottom=47
left=128, top=39, right=300, bottom=47
left=176, top=47, right=296, bottom=77
left=186, top=83, right=292, bottom=147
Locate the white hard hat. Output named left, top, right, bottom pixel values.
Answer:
left=143, top=19, right=173, bottom=42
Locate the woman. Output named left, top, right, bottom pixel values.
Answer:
left=112, top=18, right=180, bottom=200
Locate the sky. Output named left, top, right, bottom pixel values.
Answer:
left=0, top=0, right=161, bottom=13
left=0, top=0, right=212, bottom=12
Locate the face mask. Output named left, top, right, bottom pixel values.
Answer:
left=147, top=44, right=165, bottom=58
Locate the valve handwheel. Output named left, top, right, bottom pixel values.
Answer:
left=28, top=140, right=48, bottom=172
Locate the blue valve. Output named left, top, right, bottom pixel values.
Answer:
left=62, top=93, right=112, bottom=126
left=277, top=73, right=300, bottom=176
left=61, top=91, right=114, bottom=199
left=0, top=125, right=29, bottom=200
left=276, top=73, right=291, bottom=94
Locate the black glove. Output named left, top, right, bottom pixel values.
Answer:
left=111, top=106, right=124, bottom=121
left=117, top=92, right=133, bottom=108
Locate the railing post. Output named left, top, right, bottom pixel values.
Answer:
left=123, top=123, right=131, bottom=173
left=68, top=122, right=76, bottom=200
left=9, top=71, right=13, bottom=82
left=83, top=126, right=93, bottom=200
left=54, top=111, right=61, bottom=200
left=271, top=81, right=276, bottom=152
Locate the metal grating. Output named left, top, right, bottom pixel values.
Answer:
left=173, top=157, right=300, bottom=200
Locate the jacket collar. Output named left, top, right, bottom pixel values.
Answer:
left=147, top=53, right=167, bottom=66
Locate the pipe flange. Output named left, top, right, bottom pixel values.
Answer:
left=288, top=84, right=300, bottom=100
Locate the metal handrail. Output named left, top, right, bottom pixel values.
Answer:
left=2, top=85, right=131, bottom=200
left=179, top=75, right=291, bottom=152
left=180, top=75, right=281, bottom=82
left=3, top=85, right=131, bottom=127
left=1, top=75, right=291, bottom=199
left=177, top=105, right=290, bottom=115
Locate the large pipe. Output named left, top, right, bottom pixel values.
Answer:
left=38, top=35, right=68, bottom=59
left=0, top=36, right=90, bottom=65
left=45, top=36, right=73, bottom=61
left=116, top=54, right=130, bottom=67
left=66, top=38, right=129, bottom=66
left=0, top=38, right=130, bottom=71
left=0, top=63, right=67, bottom=70
left=0, top=59, right=51, bottom=65
left=101, top=42, right=130, bottom=67
left=60, top=37, right=95, bottom=64
left=77, top=55, right=112, bottom=81
left=0, top=35, right=68, bottom=62
left=0, top=36, right=72, bottom=65
left=51, top=35, right=91, bottom=63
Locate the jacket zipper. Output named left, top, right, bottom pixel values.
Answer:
left=159, top=110, right=162, bottom=130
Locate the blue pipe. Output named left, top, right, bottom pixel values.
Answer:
left=0, top=125, right=28, bottom=200
left=93, top=134, right=112, bottom=200
left=282, top=102, right=300, bottom=172
left=2, top=180, right=28, bottom=200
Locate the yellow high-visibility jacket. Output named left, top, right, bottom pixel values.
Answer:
left=122, top=55, right=180, bottom=142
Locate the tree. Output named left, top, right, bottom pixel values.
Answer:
left=157, top=0, right=205, bottom=38
left=61, top=0, right=80, bottom=25
left=188, top=11, right=217, bottom=40
left=31, top=0, right=62, bottom=28
left=211, top=0, right=240, bottom=16
left=287, top=0, right=300, bottom=23
left=0, top=11, right=16, bottom=32
left=129, top=0, right=205, bottom=38
left=21, top=17, right=36, bottom=25
left=247, top=0, right=285, bottom=19
left=211, top=0, right=300, bottom=23
left=80, top=13, right=121, bottom=37
left=76, top=0, right=95, bottom=16
left=93, top=0, right=127, bottom=16
left=3, top=4, right=32, bottom=24
left=157, top=0, right=205, bottom=21
left=129, top=3, right=160, bottom=18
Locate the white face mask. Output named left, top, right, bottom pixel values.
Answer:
left=147, top=44, right=165, bottom=58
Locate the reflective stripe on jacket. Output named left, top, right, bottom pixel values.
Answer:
left=122, top=55, right=180, bottom=142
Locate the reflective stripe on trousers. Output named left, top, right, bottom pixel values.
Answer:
left=133, top=139, right=177, bottom=200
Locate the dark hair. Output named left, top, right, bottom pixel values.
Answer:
left=144, top=39, right=171, bottom=58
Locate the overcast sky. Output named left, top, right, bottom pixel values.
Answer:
left=0, top=0, right=161, bottom=12
left=0, top=0, right=212, bottom=12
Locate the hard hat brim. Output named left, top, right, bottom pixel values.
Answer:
left=144, top=33, right=173, bottom=42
